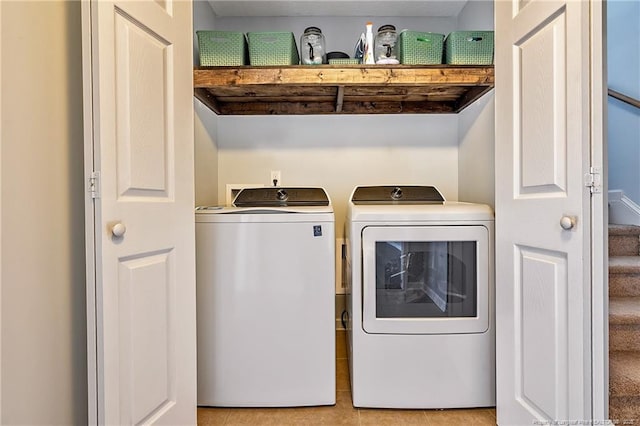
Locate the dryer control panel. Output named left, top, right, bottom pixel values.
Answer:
left=351, top=185, right=444, bottom=205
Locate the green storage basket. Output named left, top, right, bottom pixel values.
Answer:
left=444, top=31, right=494, bottom=65
left=247, top=32, right=299, bottom=65
left=328, top=58, right=360, bottom=65
left=398, top=31, right=445, bottom=65
left=196, top=30, right=248, bottom=66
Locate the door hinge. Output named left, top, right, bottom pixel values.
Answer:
left=584, top=167, right=601, bottom=193
left=89, top=171, right=101, bottom=199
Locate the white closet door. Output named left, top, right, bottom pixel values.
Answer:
left=82, top=0, right=196, bottom=424
left=495, top=0, right=600, bottom=423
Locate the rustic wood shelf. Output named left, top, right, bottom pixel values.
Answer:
left=193, top=65, right=494, bottom=115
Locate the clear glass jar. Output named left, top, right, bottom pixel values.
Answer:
left=374, top=24, right=399, bottom=64
left=300, top=27, right=326, bottom=65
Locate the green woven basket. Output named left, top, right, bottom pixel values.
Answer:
left=444, top=31, right=494, bottom=65
left=328, top=58, right=360, bottom=65
left=247, top=32, right=299, bottom=66
left=398, top=31, right=444, bottom=65
left=196, top=30, right=248, bottom=66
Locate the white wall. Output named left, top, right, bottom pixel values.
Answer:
left=208, top=16, right=456, bottom=55
left=194, top=98, right=219, bottom=206
left=458, top=94, right=495, bottom=206
left=607, top=0, right=640, bottom=204
left=457, top=0, right=494, bottom=30
left=217, top=114, right=460, bottom=236
left=194, top=0, right=220, bottom=206
left=1, top=1, right=87, bottom=424
left=457, top=0, right=495, bottom=207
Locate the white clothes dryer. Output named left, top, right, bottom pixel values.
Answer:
left=344, top=185, right=495, bottom=408
left=196, top=187, right=335, bottom=407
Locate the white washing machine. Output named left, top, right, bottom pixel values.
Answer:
left=345, top=185, right=495, bottom=408
left=195, top=187, right=335, bottom=407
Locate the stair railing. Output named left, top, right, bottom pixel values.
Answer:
left=607, top=87, right=640, bottom=226
left=608, top=88, right=640, bottom=110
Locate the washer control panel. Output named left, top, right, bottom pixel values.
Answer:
left=233, top=187, right=330, bottom=207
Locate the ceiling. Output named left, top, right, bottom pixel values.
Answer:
left=204, top=0, right=469, bottom=17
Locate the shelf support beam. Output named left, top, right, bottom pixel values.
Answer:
left=335, top=86, right=345, bottom=113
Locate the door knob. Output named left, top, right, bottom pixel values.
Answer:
left=111, top=222, right=126, bottom=238
left=560, top=216, right=576, bottom=230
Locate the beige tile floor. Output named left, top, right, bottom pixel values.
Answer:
left=197, top=330, right=497, bottom=426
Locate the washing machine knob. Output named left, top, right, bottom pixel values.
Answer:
left=276, top=189, right=289, bottom=201
left=391, top=187, right=403, bottom=200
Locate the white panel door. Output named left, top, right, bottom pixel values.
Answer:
left=495, top=0, right=595, bottom=424
left=83, top=0, right=195, bottom=424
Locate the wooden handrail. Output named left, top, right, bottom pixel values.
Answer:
left=609, top=88, right=640, bottom=110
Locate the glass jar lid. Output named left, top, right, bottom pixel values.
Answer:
left=377, top=24, right=396, bottom=33
left=303, top=26, right=323, bottom=34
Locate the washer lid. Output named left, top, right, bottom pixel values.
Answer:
left=233, top=187, right=330, bottom=207
left=351, top=185, right=444, bottom=204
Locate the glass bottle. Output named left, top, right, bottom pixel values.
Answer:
left=300, top=27, right=326, bottom=65
left=374, top=24, right=399, bottom=64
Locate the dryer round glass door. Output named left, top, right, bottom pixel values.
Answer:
left=361, top=225, right=490, bottom=334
